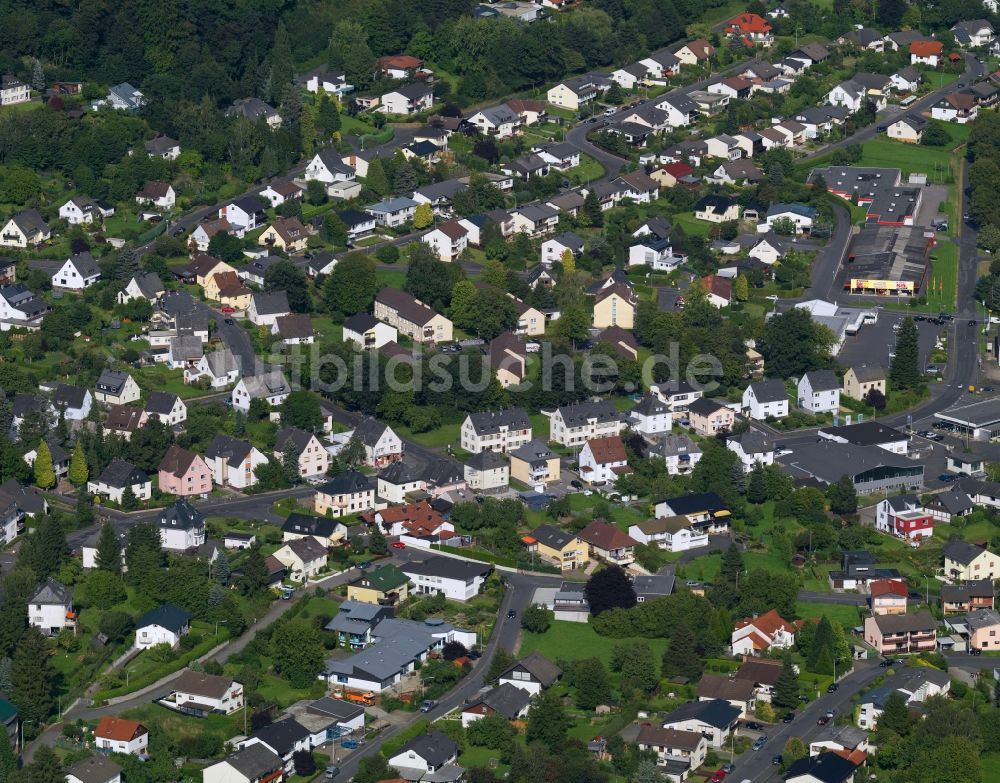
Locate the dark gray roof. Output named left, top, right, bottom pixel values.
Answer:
left=556, top=400, right=620, bottom=427
left=66, top=756, right=123, bottom=783
left=401, top=556, right=492, bottom=583
left=137, top=603, right=191, bottom=633
left=96, top=369, right=132, bottom=395
left=802, top=370, right=839, bottom=392
left=819, top=420, right=904, bottom=446
left=224, top=744, right=284, bottom=780
left=500, top=651, right=562, bottom=686
left=282, top=512, right=341, bottom=538
left=466, top=407, right=531, bottom=436
left=343, top=313, right=381, bottom=333
left=30, top=577, right=71, bottom=605
left=528, top=525, right=575, bottom=551
left=379, top=460, right=425, bottom=485
left=926, top=486, right=974, bottom=516
left=473, top=683, right=531, bottom=719
left=275, top=426, right=318, bottom=455
left=510, top=439, right=556, bottom=464
left=248, top=718, right=311, bottom=755
left=747, top=379, right=786, bottom=403
left=352, top=416, right=391, bottom=448
left=785, top=752, right=858, bottom=783
left=145, top=391, right=180, bottom=415
left=97, top=458, right=148, bottom=489
left=53, top=384, right=89, bottom=409
left=251, top=291, right=290, bottom=315
left=66, top=252, right=100, bottom=278
left=158, top=498, right=205, bottom=531
left=205, top=434, right=255, bottom=468
left=307, top=696, right=365, bottom=722
left=633, top=570, right=675, bottom=597
left=399, top=730, right=458, bottom=767
left=466, top=450, right=508, bottom=472
left=943, top=538, right=987, bottom=566
left=728, top=430, right=770, bottom=455
left=940, top=579, right=993, bottom=603
left=663, top=698, right=741, bottom=729
left=318, top=470, right=372, bottom=496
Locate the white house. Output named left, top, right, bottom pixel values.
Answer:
left=656, top=433, right=703, bottom=476
left=247, top=291, right=290, bottom=328
left=144, top=391, right=187, bottom=427
left=204, top=434, right=269, bottom=490
left=185, top=349, right=241, bottom=389
left=304, top=150, right=357, bottom=183
left=65, top=757, right=122, bottom=783
left=628, top=396, right=672, bottom=436
left=400, top=556, right=492, bottom=602
left=95, top=370, right=141, bottom=406
left=797, top=370, right=841, bottom=414
left=118, top=272, right=164, bottom=304
left=219, top=195, right=267, bottom=235
left=731, top=609, right=798, bottom=656
left=497, top=651, right=563, bottom=696
left=157, top=499, right=206, bottom=551
left=87, top=458, right=151, bottom=505
left=578, top=436, right=629, bottom=486
left=742, top=379, right=788, bottom=420
left=28, top=578, right=73, bottom=635
left=134, top=604, right=191, bottom=650
left=51, top=384, right=93, bottom=420
left=366, top=197, right=418, bottom=227
left=379, top=83, right=434, bottom=115
left=94, top=716, right=149, bottom=756
left=467, top=104, right=521, bottom=138
left=387, top=731, right=460, bottom=778
left=202, top=745, right=284, bottom=783
left=0, top=282, right=48, bottom=327
left=231, top=370, right=291, bottom=413
left=627, top=235, right=683, bottom=270
left=52, top=252, right=101, bottom=291
left=135, top=181, right=175, bottom=209
left=0, top=209, right=50, bottom=248
left=875, top=494, right=933, bottom=540
left=166, top=670, right=244, bottom=715
left=59, top=197, right=113, bottom=225
left=549, top=400, right=623, bottom=447
left=727, top=431, right=774, bottom=473
left=629, top=516, right=708, bottom=552
left=342, top=313, right=396, bottom=350
left=540, top=232, right=584, bottom=267
left=763, top=203, right=816, bottom=234
left=422, top=222, right=468, bottom=263
left=661, top=700, right=741, bottom=748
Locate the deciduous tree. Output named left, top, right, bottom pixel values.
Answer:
left=585, top=565, right=637, bottom=616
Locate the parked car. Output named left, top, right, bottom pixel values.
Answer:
left=743, top=721, right=763, bottom=731
left=325, top=766, right=340, bottom=779
left=879, top=658, right=894, bottom=667
left=771, top=756, right=783, bottom=766
left=782, top=713, right=795, bottom=724
left=390, top=541, right=406, bottom=550
left=817, top=715, right=830, bottom=725
left=827, top=683, right=839, bottom=693
left=971, top=647, right=983, bottom=656
left=420, top=700, right=437, bottom=713
left=752, top=737, right=768, bottom=751
left=722, top=764, right=735, bottom=774
left=711, top=770, right=726, bottom=783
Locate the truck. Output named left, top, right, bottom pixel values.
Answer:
left=341, top=691, right=376, bottom=706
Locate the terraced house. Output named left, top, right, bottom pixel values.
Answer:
left=461, top=408, right=532, bottom=454
left=548, top=400, right=623, bottom=447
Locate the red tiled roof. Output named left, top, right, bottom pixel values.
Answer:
left=910, top=40, right=943, bottom=56
left=734, top=608, right=797, bottom=637
left=870, top=578, right=908, bottom=598
left=727, top=13, right=772, bottom=33
left=702, top=274, right=733, bottom=301
left=662, top=161, right=694, bottom=178
left=578, top=519, right=638, bottom=551
left=585, top=436, right=628, bottom=465
left=95, top=716, right=147, bottom=742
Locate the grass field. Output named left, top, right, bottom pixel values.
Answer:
left=796, top=602, right=862, bottom=627
left=672, top=212, right=712, bottom=237
left=519, top=620, right=670, bottom=665
left=376, top=269, right=407, bottom=289
left=565, top=154, right=605, bottom=185
left=983, top=753, right=1000, bottom=783
left=857, top=137, right=957, bottom=182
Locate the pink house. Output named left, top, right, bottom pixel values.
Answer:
left=158, top=445, right=212, bottom=498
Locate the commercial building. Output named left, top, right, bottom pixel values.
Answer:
left=841, top=224, right=931, bottom=297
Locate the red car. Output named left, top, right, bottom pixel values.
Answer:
left=221, top=305, right=235, bottom=314
left=711, top=771, right=726, bottom=783
left=390, top=542, right=406, bottom=550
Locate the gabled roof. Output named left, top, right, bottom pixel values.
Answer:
left=251, top=291, right=290, bottom=315
left=578, top=519, right=638, bottom=551
left=470, top=682, right=532, bottom=719
left=802, top=369, right=839, bottom=392
left=145, top=390, right=181, bottom=415
left=282, top=512, right=342, bottom=539
left=943, top=538, right=988, bottom=565
left=786, top=751, right=859, bottom=783
left=500, top=651, right=562, bottom=686
left=284, top=536, right=328, bottom=563
left=158, top=444, right=202, bottom=478
left=528, top=524, right=577, bottom=550
left=137, top=603, right=191, bottom=633
left=30, top=577, right=71, bottom=605
left=466, top=407, right=531, bottom=436
left=397, top=730, right=458, bottom=767
left=584, top=435, right=628, bottom=465
left=95, top=715, right=148, bottom=742
left=97, top=458, right=148, bottom=489
left=221, top=744, right=284, bottom=781
left=747, top=378, right=786, bottom=403
left=158, top=498, right=204, bottom=531
left=205, top=433, right=256, bottom=468
left=66, top=756, right=123, bottom=783
left=248, top=718, right=311, bottom=755
left=352, top=564, right=409, bottom=592
left=663, top=698, right=741, bottom=729
left=318, top=470, right=372, bottom=496
left=869, top=579, right=907, bottom=598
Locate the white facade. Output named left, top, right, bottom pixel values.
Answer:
left=548, top=406, right=624, bottom=448
left=87, top=474, right=152, bottom=505
left=206, top=446, right=269, bottom=490
left=629, top=406, right=672, bottom=436
left=343, top=320, right=396, bottom=350
left=727, top=439, right=774, bottom=473
left=135, top=621, right=188, bottom=650
left=172, top=679, right=244, bottom=715
left=797, top=374, right=841, bottom=414
left=53, top=256, right=100, bottom=290
left=742, top=384, right=789, bottom=420
left=402, top=568, right=488, bottom=602
left=578, top=441, right=628, bottom=485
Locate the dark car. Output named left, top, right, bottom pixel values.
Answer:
left=224, top=318, right=234, bottom=325
left=876, top=123, right=889, bottom=131
left=772, top=755, right=783, bottom=766
left=571, top=480, right=583, bottom=489
left=782, top=712, right=795, bottom=723
left=971, top=647, right=983, bottom=656
left=880, top=658, right=894, bottom=667
left=969, top=319, right=978, bottom=327
left=827, top=683, right=839, bottom=693
left=467, top=649, right=481, bottom=659
left=817, top=715, right=830, bottom=725
left=507, top=610, right=517, bottom=619
left=908, top=591, right=923, bottom=601
left=743, top=721, right=763, bottom=731
left=938, top=473, right=957, bottom=482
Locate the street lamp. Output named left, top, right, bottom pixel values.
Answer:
left=215, top=619, right=228, bottom=636
left=125, top=667, right=138, bottom=688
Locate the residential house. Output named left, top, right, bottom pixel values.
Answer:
left=828, top=550, right=902, bottom=591
left=857, top=667, right=950, bottom=729
left=272, top=313, right=314, bottom=345
left=864, top=610, right=937, bottom=654
left=0, top=209, right=50, bottom=248
left=629, top=515, right=707, bottom=552
left=925, top=485, right=976, bottom=523
left=628, top=395, right=672, bottom=436
left=461, top=408, right=532, bottom=454
left=387, top=731, right=461, bottom=780
left=656, top=434, right=704, bottom=476
left=593, top=283, right=637, bottom=329
left=696, top=674, right=756, bottom=716
left=549, top=400, right=623, bottom=447
left=940, top=580, right=994, bottom=613
left=869, top=579, right=908, bottom=615
left=379, top=83, right=434, bottom=115
left=943, top=539, right=1000, bottom=581
left=797, top=370, right=840, bottom=414
left=725, top=13, right=774, bottom=47
left=422, top=222, right=468, bottom=262
left=135, top=181, right=175, bottom=209
left=347, top=565, right=410, bottom=605
left=188, top=219, right=233, bottom=253
left=134, top=604, right=191, bottom=650
left=694, top=195, right=740, bottom=223
left=400, top=556, right=492, bottom=602
left=375, top=461, right=425, bottom=504
left=0, top=74, right=29, bottom=105
left=165, top=670, right=244, bottom=716
left=875, top=495, right=933, bottom=540
left=579, top=436, right=630, bottom=486
left=891, top=65, right=923, bottom=92
left=118, top=272, right=164, bottom=304
left=727, top=430, right=773, bottom=472
left=510, top=439, right=560, bottom=486
left=464, top=450, right=510, bottom=493
left=272, top=537, right=328, bottom=582
left=158, top=445, right=211, bottom=498
left=342, top=417, right=403, bottom=467
left=324, top=601, right=394, bottom=649
left=460, top=683, right=531, bottom=727
left=374, top=287, right=453, bottom=344
left=467, top=104, right=521, bottom=138
left=95, top=370, right=140, bottom=406
left=157, top=498, right=206, bottom=551
left=952, top=19, right=995, bottom=47
left=366, top=197, right=418, bottom=228
left=487, top=331, right=529, bottom=387
left=808, top=725, right=870, bottom=759
left=247, top=291, right=290, bottom=328
left=525, top=525, right=589, bottom=571
left=94, top=716, right=149, bottom=756
left=498, top=651, right=562, bottom=695
left=342, top=313, right=397, bottom=350
left=887, top=114, right=926, bottom=143
left=87, top=458, right=151, bottom=505
left=731, top=608, right=798, bottom=656
left=932, top=90, right=978, bottom=123
left=785, top=753, right=860, bottom=783
left=578, top=520, right=638, bottom=567
left=547, top=78, right=599, bottom=111
left=673, top=39, right=715, bottom=66
left=219, top=195, right=267, bottom=235
left=541, top=232, right=585, bottom=267
left=59, top=196, right=114, bottom=225
left=0, top=282, right=48, bottom=327
left=275, top=427, right=330, bottom=480
left=258, top=217, right=308, bottom=253
left=202, top=744, right=284, bottom=783
left=628, top=234, right=683, bottom=271
left=686, top=397, right=735, bottom=437
left=281, top=513, right=346, bottom=548
left=185, top=349, right=241, bottom=389
left=22, top=440, right=70, bottom=482
left=701, top=274, right=732, bottom=308
left=732, top=658, right=785, bottom=704
left=633, top=572, right=676, bottom=602
left=909, top=40, right=943, bottom=67
left=52, top=252, right=101, bottom=292
left=635, top=725, right=708, bottom=777
left=259, top=180, right=303, bottom=207
left=842, top=365, right=887, bottom=401
left=660, top=699, right=741, bottom=747
left=742, top=379, right=788, bottom=420
left=510, top=204, right=559, bottom=237
left=65, top=757, right=122, bottom=783
left=231, top=370, right=291, bottom=413
left=313, top=470, right=376, bottom=517
left=304, top=150, right=357, bottom=184
left=226, top=97, right=282, bottom=127
left=28, top=578, right=73, bottom=635
left=144, top=391, right=186, bottom=428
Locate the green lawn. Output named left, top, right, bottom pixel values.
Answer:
left=565, top=155, right=605, bottom=185
left=983, top=753, right=1000, bottom=783
left=672, top=212, right=712, bottom=238
left=796, top=602, right=862, bottom=627
left=376, top=269, right=407, bottom=289
left=519, top=620, right=670, bottom=666
left=394, top=420, right=460, bottom=448
left=857, top=137, right=957, bottom=183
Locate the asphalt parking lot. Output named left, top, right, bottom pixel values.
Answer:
left=835, top=309, right=944, bottom=370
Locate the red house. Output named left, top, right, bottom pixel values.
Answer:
left=726, top=13, right=774, bottom=47
left=875, top=495, right=933, bottom=541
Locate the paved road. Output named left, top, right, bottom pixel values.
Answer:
left=728, top=660, right=882, bottom=781
left=797, top=590, right=866, bottom=606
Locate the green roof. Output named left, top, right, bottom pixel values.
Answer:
left=0, top=698, right=17, bottom=723
left=353, top=564, right=409, bottom=592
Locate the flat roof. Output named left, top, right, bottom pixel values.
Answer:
left=936, top=397, right=1000, bottom=427
left=844, top=225, right=930, bottom=287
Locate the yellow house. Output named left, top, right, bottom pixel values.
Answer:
left=943, top=539, right=1000, bottom=582
left=547, top=81, right=593, bottom=111
left=525, top=524, right=589, bottom=570
left=593, top=283, right=637, bottom=329
left=187, top=254, right=236, bottom=288
left=203, top=271, right=252, bottom=310
left=510, top=439, right=560, bottom=485
left=514, top=299, right=546, bottom=337
left=258, top=216, right=309, bottom=253
left=346, top=565, right=410, bottom=605
left=842, top=364, right=887, bottom=401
